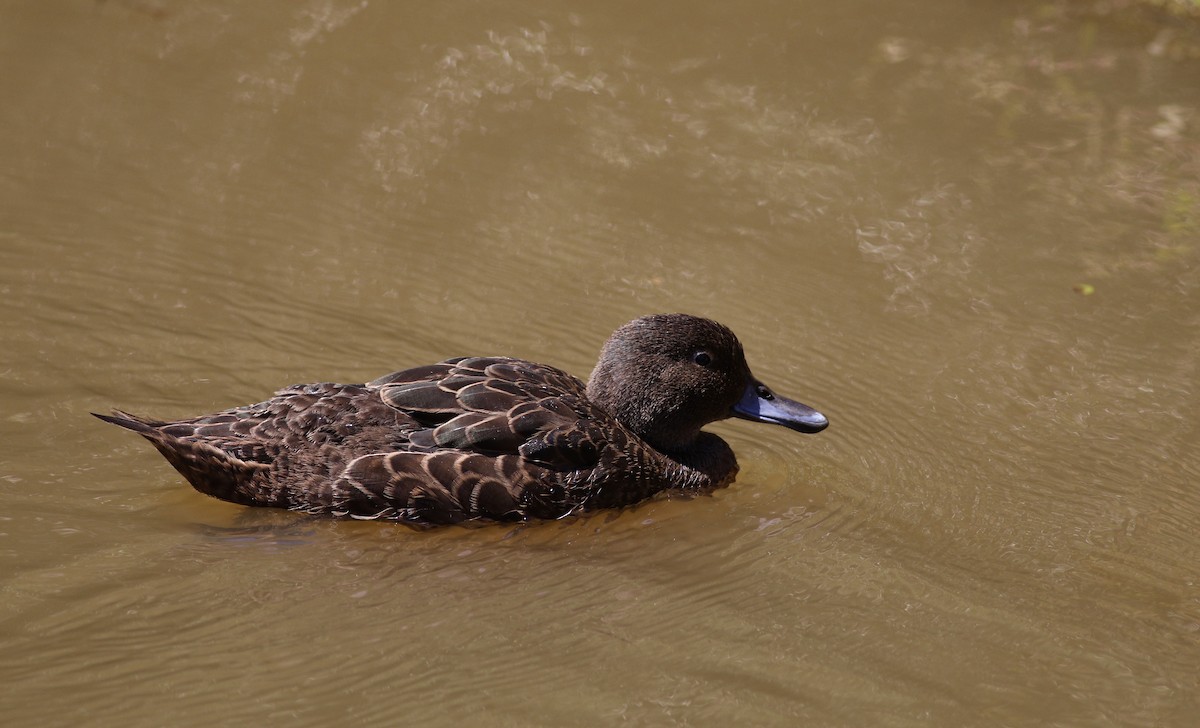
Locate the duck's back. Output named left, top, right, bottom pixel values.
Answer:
left=99, top=357, right=671, bottom=525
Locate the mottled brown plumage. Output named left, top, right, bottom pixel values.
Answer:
left=94, top=314, right=828, bottom=526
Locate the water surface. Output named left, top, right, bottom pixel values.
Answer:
left=2, top=1, right=1199, bottom=726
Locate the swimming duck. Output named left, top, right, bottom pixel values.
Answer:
left=94, top=314, right=828, bottom=525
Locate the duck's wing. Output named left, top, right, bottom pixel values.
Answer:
left=321, top=357, right=613, bottom=523
left=375, top=356, right=604, bottom=467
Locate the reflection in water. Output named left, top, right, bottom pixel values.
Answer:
left=1, top=1, right=1199, bottom=726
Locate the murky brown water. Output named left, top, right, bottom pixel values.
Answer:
left=3, top=1, right=1199, bottom=725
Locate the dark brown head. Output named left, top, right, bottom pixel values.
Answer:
left=586, top=314, right=828, bottom=454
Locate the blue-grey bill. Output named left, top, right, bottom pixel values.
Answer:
left=731, top=379, right=829, bottom=433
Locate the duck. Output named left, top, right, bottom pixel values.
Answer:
left=94, top=314, right=828, bottom=526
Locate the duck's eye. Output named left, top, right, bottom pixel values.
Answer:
left=693, top=351, right=713, bottom=366
left=756, top=384, right=774, bottom=400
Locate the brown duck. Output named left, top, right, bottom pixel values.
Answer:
left=94, top=314, right=828, bottom=525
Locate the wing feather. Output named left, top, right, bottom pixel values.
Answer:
left=375, top=356, right=604, bottom=472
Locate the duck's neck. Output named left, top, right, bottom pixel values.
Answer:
left=657, top=431, right=739, bottom=490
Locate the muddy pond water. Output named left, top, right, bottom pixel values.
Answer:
left=2, top=1, right=1199, bottom=726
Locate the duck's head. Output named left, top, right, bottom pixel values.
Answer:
left=586, top=314, right=828, bottom=453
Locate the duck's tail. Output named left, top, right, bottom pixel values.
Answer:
left=92, top=409, right=278, bottom=509
left=91, top=409, right=165, bottom=433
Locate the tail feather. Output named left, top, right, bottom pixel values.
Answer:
left=91, top=409, right=163, bottom=433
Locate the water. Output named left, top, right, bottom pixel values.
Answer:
left=2, top=1, right=1199, bottom=725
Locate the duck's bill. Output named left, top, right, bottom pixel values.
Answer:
left=731, top=379, right=829, bottom=433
